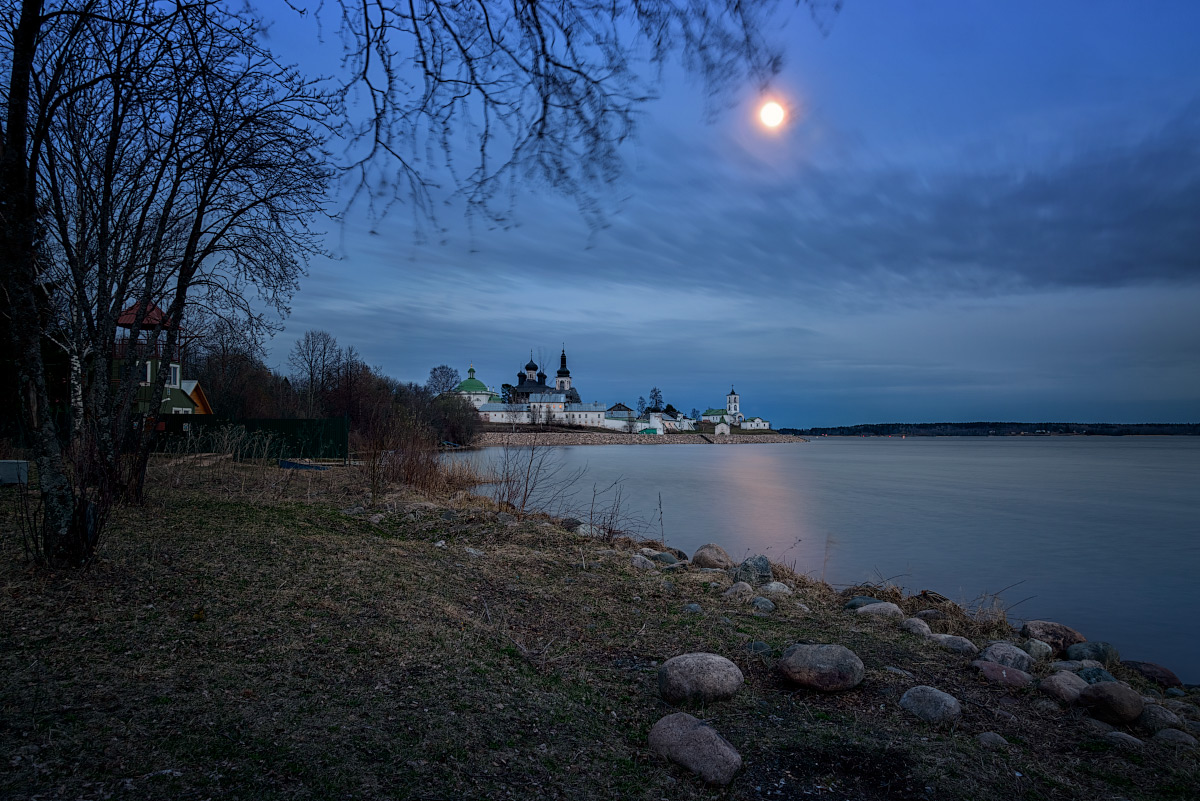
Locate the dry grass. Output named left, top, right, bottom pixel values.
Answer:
left=1, top=462, right=1197, bottom=800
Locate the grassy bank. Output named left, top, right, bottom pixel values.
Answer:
left=1, top=460, right=1196, bottom=800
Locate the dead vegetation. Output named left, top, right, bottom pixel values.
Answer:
left=1, top=460, right=1197, bottom=800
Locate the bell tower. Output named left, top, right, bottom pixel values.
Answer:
left=726, top=386, right=740, bottom=421
left=556, top=346, right=572, bottom=392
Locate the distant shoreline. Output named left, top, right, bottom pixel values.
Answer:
left=782, top=422, right=1200, bottom=437
left=475, top=431, right=804, bottom=447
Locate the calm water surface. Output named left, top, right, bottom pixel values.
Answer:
left=462, top=437, right=1200, bottom=682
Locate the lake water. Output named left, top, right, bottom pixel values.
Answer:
left=457, top=437, right=1200, bottom=682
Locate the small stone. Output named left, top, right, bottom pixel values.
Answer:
left=1164, top=699, right=1199, bottom=719
left=899, top=686, right=962, bottom=724
left=576, top=523, right=606, bottom=537
left=1021, top=639, right=1053, bottom=661
left=690, top=543, right=734, bottom=570
left=929, top=633, right=979, bottom=656
left=794, top=602, right=811, bottom=613
left=843, top=596, right=884, bottom=610
left=1152, top=729, right=1198, bottom=748
left=1122, top=660, right=1184, bottom=688
left=1079, top=717, right=1114, bottom=734
left=730, top=555, right=773, bottom=585
left=441, top=510, right=458, bottom=521
left=1137, top=705, right=1183, bottom=733
left=1039, top=670, right=1089, bottom=705
left=1031, top=699, right=1062, bottom=715
left=1020, top=621, right=1086, bottom=655
left=745, top=641, right=772, bottom=656
left=368, top=513, right=385, bottom=524
left=1104, top=731, right=1144, bottom=750
left=971, top=660, right=1033, bottom=689
left=1166, top=688, right=1187, bottom=698
left=560, top=517, right=582, bottom=531
left=496, top=511, right=516, bottom=524
left=900, top=618, right=932, bottom=636
left=1066, top=641, right=1120, bottom=666
left=1079, top=681, right=1145, bottom=724
left=885, top=666, right=914, bottom=678
left=977, top=642, right=1034, bottom=673
left=749, top=596, right=776, bottom=613
left=631, top=555, right=657, bottom=570
left=341, top=505, right=364, bottom=515
left=722, top=582, right=755, bottom=602
left=681, top=603, right=703, bottom=615
left=856, top=602, right=904, bottom=619
left=1049, top=659, right=1103, bottom=673
left=658, top=653, right=745, bottom=705
left=434, top=540, right=446, bottom=548
left=760, top=581, right=792, bottom=595
left=1077, top=667, right=1117, bottom=685
left=465, top=547, right=484, bottom=558
left=661, top=581, right=676, bottom=592
left=915, top=609, right=948, bottom=621
left=777, top=644, right=865, bottom=692
left=648, top=712, right=742, bottom=785
left=976, top=732, right=1008, bottom=750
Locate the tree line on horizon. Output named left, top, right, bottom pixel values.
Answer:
left=781, top=422, right=1200, bottom=437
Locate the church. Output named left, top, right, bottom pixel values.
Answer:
left=701, top=387, right=771, bottom=431
left=462, top=349, right=607, bottom=426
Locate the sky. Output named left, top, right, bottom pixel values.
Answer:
left=267, top=1, right=1200, bottom=428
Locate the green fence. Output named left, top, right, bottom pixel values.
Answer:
left=158, top=417, right=349, bottom=460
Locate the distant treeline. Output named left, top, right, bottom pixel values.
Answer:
left=780, top=422, right=1200, bottom=437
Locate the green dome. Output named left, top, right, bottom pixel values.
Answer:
left=454, top=366, right=489, bottom=394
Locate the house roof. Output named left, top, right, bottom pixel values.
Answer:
left=702, top=408, right=726, bottom=416
left=565, top=403, right=606, bottom=412
left=480, top=403, right=528, bottom=412
left=529, top=393, right=567, bottom=403
left=116, top=302, right=176, bottom=330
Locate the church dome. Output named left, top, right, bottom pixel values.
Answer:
left=525, top=358, right=538, bottom=371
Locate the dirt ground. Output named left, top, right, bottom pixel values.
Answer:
left=1, top=460, right=1196, bottom=800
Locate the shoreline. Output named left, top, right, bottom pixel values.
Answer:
left=474, top=430, right=805, bottom=447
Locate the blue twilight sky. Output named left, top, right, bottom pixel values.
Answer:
left=266, top=1, right=1200, bottom=428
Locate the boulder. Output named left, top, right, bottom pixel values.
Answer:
left=1021, top=639, right=1053, bottom=662
left=1049, top=659, right=1103, bottom=673
left=658, top=653, right=745, bottom=705
left=977, top=642, right=1034, bottom=673
left=1104, top=731, right=1144, bottom=750
left=976, top=732, right=1009, bottom=750
left=630, top=554, right=657, bottom=571
left=749, top=596, right=776, bottom=613
left=1136, top=704, right=1183, bottom=734
left=648, top=712, right=742, bottom=786
left=1152, top=728, right=1198, bottom=748
left=843, top=596, right=884, bottom=610
left=690, top=543, right=734, bottom=570
left=730, top=555, right=773, bottom=585
left=723, top=582, right=755, bottom=602
left=1123, top=660, right=1184, bottom=688
left=856, top=602, right=904, bottom=619
left=650, top=551, right=679, bottom=565
left=929, top=633, right=979, bottom=657
left=760, top=581, right=793, bottom=595
left=1021, top=620, right=1086, bottom=655
left=900, top=618, right=933, bottom=636
left=900, top=686, right=962, bottom=724
left=777, top=644, right=865, bottom=692
left=1077, top=667, right=1117, bottom=685
left=971, top=660, right=1033, bottom=689
left=1066, top=641, right=1119, bottom=666
left=1039, top=670, right=1089, bottom=705
left=745, top=641, right=772, bottom=656
left=1078, top=682, right=1145, bottom=724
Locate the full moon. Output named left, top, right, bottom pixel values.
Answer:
left=759, top=101, right=785, bottom=128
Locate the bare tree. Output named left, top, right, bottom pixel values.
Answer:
left=648, top=387, right=664, bottom=412
left=426, top=364, right=460, bottom=395
left=636, top=396, right=647, bottom=418
left=289, top=330, right=340, bottom=417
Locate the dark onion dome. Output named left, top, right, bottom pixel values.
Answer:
left=525, top=359, right=538, bottom=371
left=557, top=348, right=570, bottom=376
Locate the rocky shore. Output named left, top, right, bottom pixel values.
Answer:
left=476, top=430, right=804, bottom=447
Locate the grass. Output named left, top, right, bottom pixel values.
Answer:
left=1, top=458, right=1197, bottom=800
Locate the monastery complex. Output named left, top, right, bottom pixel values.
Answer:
left=450, top=349, right=770, bottom=435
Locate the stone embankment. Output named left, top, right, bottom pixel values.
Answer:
left=476, top=431, right=803, bottom=447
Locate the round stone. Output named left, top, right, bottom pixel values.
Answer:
left=1039, top=670, right=1089, bottom=705
left=658, top=653, right=745, bottom=705
left=1079, top=681, right=1145, bottom=724
left=690, top=543, right=734, bottom=570
left=1021, top=639, right=1053, bottom=661
left=777, top=644, right=865, bottom=692
left=929, top=633, right=979, bottom=656
left=900, top=617, right=932, bottom=636
left=900, top=686, right=962, bottom=724
left=648, top=712, right=743, bottom=786
left=856, top=602, right=904, bottom=619
left=1066, top=641, right=1120, bottom=666
left=978, top=642, right=1034, bottom=673
left=1020, top=620, right=1086, bottom=655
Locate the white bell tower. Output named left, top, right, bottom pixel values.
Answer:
left=726, top=386, right=741, bottom=423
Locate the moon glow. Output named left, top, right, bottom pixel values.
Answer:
left=759, top=101, right=785, bottom=128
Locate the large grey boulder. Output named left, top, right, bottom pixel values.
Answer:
left=1077, top=667, right=1117, bottom=685
left=648, top=712, right=743, bottom=786
left=749, top=596, right=776, bottom=613
left=1122, top=660, right=1183, bottom=688
left=1066, top=641, right=1120, bottom=666
left=1153, top=729, right=1198, bottom=748
left=691, top=543, right=734, bottom=570
left=900, top=686, right=961, bottom=724
left=900, top=618, right=933, bottom=636
left=1079, top=681, right=1145, bottom=724
left=1137, top=705, right=1184, bottom=734
left=978, top=642, right=1034, bottom=673
left=1049, top=659, right=1104, bottom=673
left=730, top=555, right=773, bottom=585
left=630, top=554, right=657, bottom=570
left=929, top=634, right=979, bottom=656
left=856, top=602, right=904, bottom=619
left=658, top=653, right=744, bottom=705
left=777, top=644, right=865, bottom=692
left=1021, top=639, right=1053, bottom=661
left=1039, top=670, right=1089, bottom=705
left=971, top=660, right=1033, bottom=689
left=1021, top=620, right=1086, bottom=655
